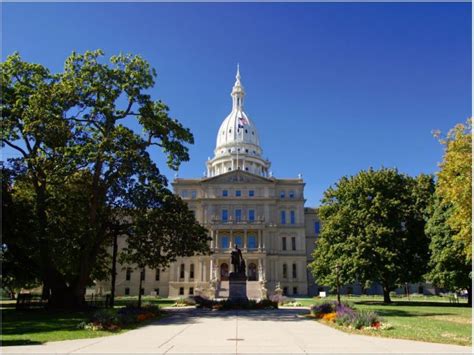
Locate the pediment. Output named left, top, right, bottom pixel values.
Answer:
left=202, top=170, right=273, bottom=185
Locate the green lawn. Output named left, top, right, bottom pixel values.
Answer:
left=294, top=296, right=472, bottom=346
left=1, top=297, right=173, bottom=346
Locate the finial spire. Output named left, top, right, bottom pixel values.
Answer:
left=231, top=64, right=245, bottom=110
left=236, top=63, right=240, bottom=80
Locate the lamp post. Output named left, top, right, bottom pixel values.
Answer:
left=335, top=264, right=341, bottom=306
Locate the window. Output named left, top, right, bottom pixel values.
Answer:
left=280, top=210, right=286, bottom=224
left=222, top=209, right=228, bottom=221
left=418, top=286, right=424, bottom=294
left=235, top=209, right=242, bottom=222
left=223, top=190, right=228, bottom=197
left=179, top=264, right=185, bottom=279
left=234, top=236, right=243, bottom=248
left=220, top=236, right=229, bottom=249
left=290, top=210, right=296, bottom=224
left=291, top=237, right=296, bottom=251
left=283, top=287, right=288, bottom=295
left=181, top=190, right=188, bottom=198
left=282, top=264, right=288, bottom=278
left=280, top=191, right=285, bottom=199
left=140, top=268, right=146, bottom=281
left=292, top=263, right=297, bottom=278
left=247, top=235, right=257, bottom=249
left=293, top=287, right=298, bottom=295
left=191, top=190, right=197, bottom=199
left=289, top=190, right=295, bottom=199
left=125, top=287, right=130, bottom=295
left=189, top=287, right=194, bottom=295
left=282, top=237, right=287, bottom=251
left=155, top=269, right=160, bottom=281
left=248, top=190, right=255, bottom=197
left=126, top=268, right=132, bottom=281
left=140, top=288, right=145, bottom=295
left=179, top=287, right=184, bottom=296
left=235, top=190, right=241, bottom=197
left=190, top=264, right=195, bottom=279
left=248, top=209, right=255, bottom=222
left=154, top=288, right=160, bottom=295
left=314, top=221, right=321, bottom=234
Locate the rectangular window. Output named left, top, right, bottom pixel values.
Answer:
left=248, top=190, right=255, bottom=197
left=222, top=209, right=228, bottom=221
left=292, top=263, right=297, bottom=278
left=314, top=221, right=321, bottom=234
left=289, top=190, right=295, bottom=199
left=282, top=237, right=287, bottom=251
left=235, top=190, right=241, bottom=197
left=140, top=269, right=146, bottom=281
left=179, top=287, right=184, bottom=296
left=181, top=190, right=188, bottom=198
left=222, top=189, right=228, bottom=197
left=189, top=287, right=194, bottom=295
left=126, top=268, right=132, bottom=281
left=247, top=235, right=257, bottom=249
left=291, top=237, right=296, bottom=251
left=190, top=264, right=195, bottom=279
left=191, top=190, right=197, bottom=199
left=290, top=210, right=295, bottom=224
left=248, top=209, right=255, bottom=222
left=235, top=209, right=242, bottom=221
left=140, top=288, right=145, bottom=295
left=234, top=236, right=243, bottom=248
left=282, top=264, right=288, bottom=278
left=124, top=287, right=130, bottom=295
left=154, top=288, right=160, bottom=295
left=293, top=287, right=298, bottom=295
left=280, top=191, right=285, bottom=199
left=155, top=269, right=160, bottom=281
left=179, top=264, right=185, bottom=279
left=280, top=210, right=286, bottom=224
left=283, top=287, right=288, bottom=295
left=220, top=236, right=229, bottom=249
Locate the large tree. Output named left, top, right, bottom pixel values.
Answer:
left=309, top=168, right=434, bottom=303
left=1, top=51, right=206, bottom=308
left=434, top=119, right=472, bottom=261
left=425, top=196, right=472, bottom=305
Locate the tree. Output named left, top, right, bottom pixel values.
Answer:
left=1, top=51, right=200, bottom=308
left=309, top=168, right=434, bottom=303
left=425, top=196, right=472, bottom=306
left=120, top=184, right=210, bottom=307
left=434, top=119, right=472, bottom=261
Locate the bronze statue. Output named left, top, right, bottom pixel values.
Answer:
left=231, top=244, right=246, bottom=275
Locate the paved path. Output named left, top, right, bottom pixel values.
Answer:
left=3, top=308, right=471, bottom=354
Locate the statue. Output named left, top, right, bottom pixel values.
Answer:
left=230, top=244, right=246, bottom=276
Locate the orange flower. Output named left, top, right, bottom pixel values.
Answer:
left=322, top=312, right=337, bottom=322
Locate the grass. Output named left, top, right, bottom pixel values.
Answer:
left=0, top=296, right=173, bottom=346
left=295, top=295, right=472, bottom=346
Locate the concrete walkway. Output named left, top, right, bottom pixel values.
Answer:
left=3, top=308, right=471, bottom=354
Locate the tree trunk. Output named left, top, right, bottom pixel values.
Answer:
left=383, top=286, right=392, bottom=304
left=110, top=233, right=118, bottom=308
left=467, top=286, right=472, bottom=307
left=138, top=274, right=143, bottom=308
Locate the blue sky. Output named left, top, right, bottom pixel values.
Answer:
left=3, top=3, right=471, bottom=206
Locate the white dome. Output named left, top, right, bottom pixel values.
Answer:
left=216, top=109, right=261, bottom=153
left=206, top=65, right=271, bottom=178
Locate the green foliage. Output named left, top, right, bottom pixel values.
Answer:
left=309, top=168, right=434, bottom=303
left=434, top=119, right=472, bottom=260
left=1, top=50, right=206, bottom=307
left=425, top=196, right=471, bottom=297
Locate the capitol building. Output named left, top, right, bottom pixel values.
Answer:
left=97, top=67, right=321, bottom=298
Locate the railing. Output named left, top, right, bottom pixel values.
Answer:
left=209, top=218, right=266, bottom=225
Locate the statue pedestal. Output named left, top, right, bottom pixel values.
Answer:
left=229, top=272, right=248, bottom=301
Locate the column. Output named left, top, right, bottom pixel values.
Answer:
left=244, top=229, right=248, bottom=250
left=210, top=230, right=214, bottom=250
left=210, top=258, right=214, bottom=281
left=258, top=259, right=263, bottom=281
left=230, top=230, right=233, bottom=249
left=215, top=230, right=219, bottom=251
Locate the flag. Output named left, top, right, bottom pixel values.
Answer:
left=238, top=116, right=249, bottom=127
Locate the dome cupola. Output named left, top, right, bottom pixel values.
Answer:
left=206, top=66, right=270, bottom=178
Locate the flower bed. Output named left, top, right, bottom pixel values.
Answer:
left=310, top=301, right=391, bottom=330
left=78, top=304, right=161, bottom=331
left=192, top=296, right=278, bottom=310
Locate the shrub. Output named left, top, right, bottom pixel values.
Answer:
left=310, top=302, right=335, bottom=317
left=351, top=310, right=381, bottom=329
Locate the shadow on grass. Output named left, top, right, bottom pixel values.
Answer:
left=354, top=300, right=471, bottom=308
left=1, top=339, right=43, bottom=346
